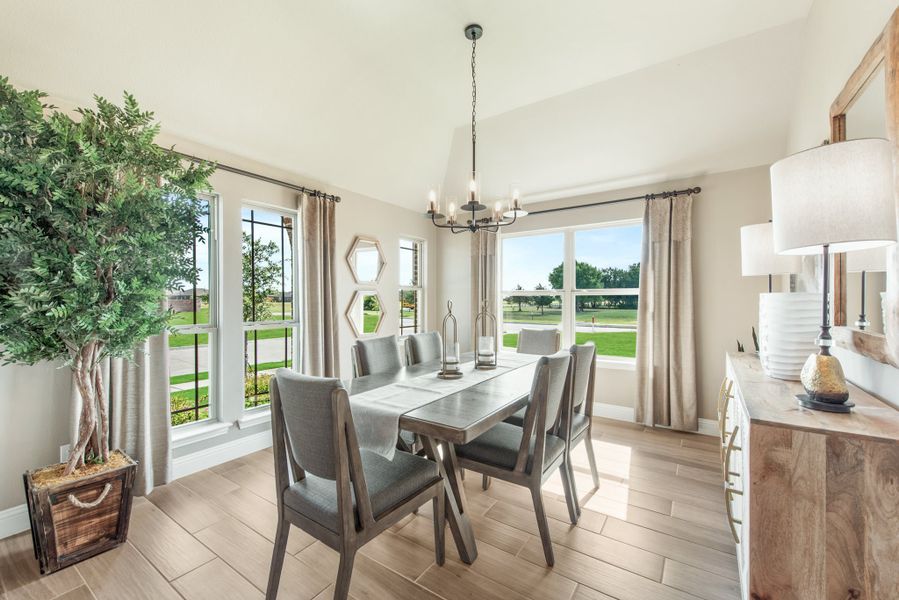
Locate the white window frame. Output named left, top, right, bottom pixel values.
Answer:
left=498, top=218, right=641, bottom=365
left=240, top=201, right=302, bottom=419
left=398, top=237, right=426, bottom=337
left=170, top=192, right=221, bottom=429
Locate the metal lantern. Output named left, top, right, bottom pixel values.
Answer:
left=474, top=299, right=497, bottom=369
left=438, top=300, right=463, bottom=380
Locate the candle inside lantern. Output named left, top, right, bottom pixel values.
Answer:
left=478, top=336, right=495, bottom=357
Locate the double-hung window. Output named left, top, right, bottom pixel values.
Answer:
left=168, top=193, right=218, bottom=426
left=241, top=205, right=300, bottom=409
left=399, top=238, right=425, bottom=336
left=500, top=220, right=642, bottom=359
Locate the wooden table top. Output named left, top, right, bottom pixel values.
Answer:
left=346, top=353, right=538, bottom=445
left=727, top=352, right=899, bottom=444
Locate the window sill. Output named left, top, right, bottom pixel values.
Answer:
left=172, top=420, right=233, bottom=449
left=237, top=406, right=272, bottom=430
left=595, top=357, right=636, bottom=371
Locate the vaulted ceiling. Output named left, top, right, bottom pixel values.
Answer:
left=0, top=0, right=813, bottom=209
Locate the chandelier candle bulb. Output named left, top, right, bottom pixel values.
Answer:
left=427, top=189, right=438, bottom=213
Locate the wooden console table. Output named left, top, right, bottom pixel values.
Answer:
left=722, top=352, right=899, bottom=600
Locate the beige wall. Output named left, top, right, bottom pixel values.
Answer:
left=442, top=165, right=776, bottom=422
left=0, top=133, right=437, bottom=513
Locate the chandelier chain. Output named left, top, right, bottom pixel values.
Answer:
left=471, top=34, right=477, bottom=175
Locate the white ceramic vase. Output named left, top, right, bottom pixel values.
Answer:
left=758, top=292, right=820, bottom=381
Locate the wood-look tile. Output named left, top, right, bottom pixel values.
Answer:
left=172, top=558, right=263, bottom=600
left=218, top=464, right=278, bottom=503
left=417, top=559, right=530, bottom=600
left=178, top=469, right=241, bottom=498
left=485, top=501, right=663, bottom=581
left=610, top=502, right=735, bottom=555
left=601, top=517, right=738, bottom=581
left=75, top=542, right=181, bottom=600
left=670, top=501, right=729, bottom=531
left=240, top=450, right=277, bottom=476
left=211, top=486, right=314, bottom=555
left=310, top=585, right=360, bottom=600
left=581, top=478, right=673, bottom=517
left=662, top=558, right=742, bottom=600
left=572, top=584, right=616, bottom=600
left=194, top=516, right=329, bottom=599
left=49, top=586, right=95, bottom=600
left=0, top=533, right=85, bottom=600
left=676, top=463, right=724, bottom=485
left=296, top=542, right=442, bottom=600
left=147, top=481, right=224, bottom=533
left=358, top=530, right=436, bottom=580
left=477, top=479, right=608, bottom=535
left=127, top=496, right=215, bottom=581
left=518, top=537, right=699, bottom=600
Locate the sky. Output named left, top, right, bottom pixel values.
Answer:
left=501, top=224, right=642, bottom=290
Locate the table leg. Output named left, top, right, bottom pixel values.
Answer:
left=420, top=436, right=478, bottom=564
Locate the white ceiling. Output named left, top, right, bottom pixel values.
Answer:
left=0, top=1, right=813, bottom=209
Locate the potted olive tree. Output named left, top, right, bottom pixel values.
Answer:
left=0, top=77, right=213, bottom=573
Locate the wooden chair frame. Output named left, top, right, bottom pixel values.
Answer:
left=266, top=379, right=445, bottom=600
left=559, top=345, right=600, bottom=523
left=456, top=358, right=575, bottom=566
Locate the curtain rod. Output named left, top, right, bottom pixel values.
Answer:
left=527, top=186, right=700, bottom=217
left=171, top=150, right=341, bottom=202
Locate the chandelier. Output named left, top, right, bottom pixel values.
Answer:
left=427, top=23, right=527, bottom=233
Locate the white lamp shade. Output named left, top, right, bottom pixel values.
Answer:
left=846, top=244, right=892, bottom=272
left=771, top=138, right=897, bottom=255
left=740, top=222, right=801, bottom=276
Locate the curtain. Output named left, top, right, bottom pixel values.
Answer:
left=470, top=230, right=498, bottom=349
left=69, top=332, right=172, bottom=497
left=635, top=195, right=698, bottom=431
left=301, top=193, right=340, bottom=377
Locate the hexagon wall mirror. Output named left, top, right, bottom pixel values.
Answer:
left=347, top=236, right=386, bottom=284
left=346, top=291, right=385, bottom=337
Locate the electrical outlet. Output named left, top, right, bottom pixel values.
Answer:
left=59, top=444, right=71, bottom=463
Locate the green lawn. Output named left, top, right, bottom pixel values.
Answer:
left=502, top=331, right=637, bottom=358
left=170, top=359, right=292, bottom=385
left=363, top=310, right=381, bottom=333
left=168, top=303, right=294, bottom=348
left=503, top=303, right=637, bottom=326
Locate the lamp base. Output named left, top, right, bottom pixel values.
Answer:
left=796, top=394, right=855, bottom=413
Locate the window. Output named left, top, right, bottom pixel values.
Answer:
left=500, top=232, right=564, bottom=350
left=500, top=221, right=642, bottom=358
left=242, top=206, right=299, bottom=409
left=399, top=238, right=424, bottom=336
left=168, top=194, right=217, bottom=426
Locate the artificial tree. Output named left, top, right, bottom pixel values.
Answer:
left=0, top=77, right=213, bottom=475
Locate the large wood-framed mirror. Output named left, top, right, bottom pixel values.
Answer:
left=832, top=9, right=899, bottom=367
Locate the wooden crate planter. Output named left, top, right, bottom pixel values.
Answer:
left=23, top=450, right=137, bottom=574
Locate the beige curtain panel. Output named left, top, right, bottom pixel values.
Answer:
left=301, top=193, right=340, bottom=377
left=635, top=195, right=698, bottom=432
left=470, top=230, right=498, bottom=345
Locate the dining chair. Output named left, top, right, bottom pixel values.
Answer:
left=516, top=328, right=561, bottom=355
left=405, top=331, right=443, bottom=365
left=351, top=335, right=403, bottom=377
left=454, top=352, right=574, bottom=566
left=266, top=369, right=445, bottom=600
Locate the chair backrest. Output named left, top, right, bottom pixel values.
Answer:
left=569, top=343, right=596, bottom=412
left=406, top=331, right=442, bottom=365
left=514, top=352, right=572, bottom=473
left=270, top=369, right=375, bottom=534
left=517, top=329, right=561, bottom=355
left=354, top=335, right=402, bottom=376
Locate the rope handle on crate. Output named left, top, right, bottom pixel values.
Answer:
left=68, top=483, right=112, bottom=509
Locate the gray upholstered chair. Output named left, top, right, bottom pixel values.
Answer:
left=351, top=335, right=402, bottom=377
left=266, top=369, right=445, bottom=600
left=405, top=331, right=443, bottom=365
left=517, top=328, right=561, bottom=355
left=453, top=352, right=575, bottom=566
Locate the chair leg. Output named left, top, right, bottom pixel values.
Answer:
left=567, top=455, right=581, bottom=518
left=558, top=457, right=579, bottom=524
left=584, top=433, right=600, bottom=490
left=334, top=547, right=356, bottom=600
left=482, top=474, right=491, bottom=490
left=265, top=516, right=290, bottom=599
left=530, top=486, right=555, bottom=566
left=432, top=490, right=446, bottom=566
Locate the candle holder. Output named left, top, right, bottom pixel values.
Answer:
left=438, top=300, right=463, bottom=380
left=474, top=299, right=497, bottom=370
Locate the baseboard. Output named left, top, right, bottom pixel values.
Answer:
left=0, top=503, right=29, bottom=540
left=593, top=402, right=717, bottom=438
left=172, top=429, right=273, bottom=480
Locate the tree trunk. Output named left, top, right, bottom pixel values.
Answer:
left=65, top=342, right=102, bottom=475
left=93, top=346, right=110, bottom=463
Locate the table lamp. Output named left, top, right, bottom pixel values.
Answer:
left=771, top=138, right=897, bottom=412
left=740, top=222, right=818, bottom=380
left=846, top=245, right=890, bottom=330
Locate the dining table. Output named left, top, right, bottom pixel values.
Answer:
left=344, top=352, right=540, bottom=564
